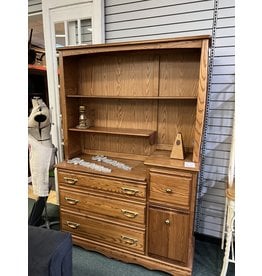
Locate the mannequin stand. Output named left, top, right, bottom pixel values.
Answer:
left=40, top=199, right=60, bottom=229
left=28, top=196, right=47, bottom=226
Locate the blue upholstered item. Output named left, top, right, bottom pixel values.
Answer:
left=28, top=226, right=72, bottom=276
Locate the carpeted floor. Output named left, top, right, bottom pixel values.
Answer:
left=28, top=198, right=235, bottom=276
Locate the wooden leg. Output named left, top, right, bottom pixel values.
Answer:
left=220, top=200, right=235, bottom=276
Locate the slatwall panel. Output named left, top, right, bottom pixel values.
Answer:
left=105, top=0, right=235, bottom=238
left=28, top=0, right=42, bottom=15
left=196, top=0, right=235, bottom=238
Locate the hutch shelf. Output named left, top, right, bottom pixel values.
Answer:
left=56, top=35, right=210, bottom=276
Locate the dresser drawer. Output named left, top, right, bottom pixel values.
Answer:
left=61, top=211, right=145, bottom=253
left=149, top=171, right=192, bottom=209
left=58, top=170, right=146, bottom=199
left=60, top=189, right=146, bottom=225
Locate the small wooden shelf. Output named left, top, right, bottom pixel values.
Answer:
left=28, top=64, right=47, bottom=71
left=69, top=127, right=157, bottom=144
left=144, top=151, right=200, bottom=172
left=66, top=94, right=197, bottom=100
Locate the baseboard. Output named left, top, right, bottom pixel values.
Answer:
left=194, top=232, right=221, bottom=245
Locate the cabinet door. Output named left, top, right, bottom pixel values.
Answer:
left=148, top=207, right=189, bottom=264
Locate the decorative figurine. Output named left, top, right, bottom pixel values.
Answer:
left=76, top=105, right=90, bottom=129
left=170, top=132, right=185, bottom=160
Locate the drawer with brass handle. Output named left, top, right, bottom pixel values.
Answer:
left=149, top=171, right=192, bottom=209
left=58, top=170, right=146, bottom=199
left=60, top=189, right=146, bottom=225
left=61, top=211, right=145, bottom=253
left=120, top=187, right=139, bottom=196
left=64, top=197, right=79, bottom=205
left=121, top=209, right=138, bottom=219
left=121, top=235, right=138, bottom=245
left=63, top=176, right=78, bottom=185
left=66, top=221, right=80, bottom=229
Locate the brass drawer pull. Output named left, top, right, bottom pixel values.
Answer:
left=64, top=177, right=78, bottom=185
left=66, top=221, right=80, bottom=229
left=165, top=219, right=170, bottom=225
left=65, top=197, right=79, bottom=205
left=121, top=209, right=138, bottom=218
left=165, top=188, right=173, bottom=193
left=121, top=235, right=138, bottom=245
left=121, top=187, right=139, bottom=195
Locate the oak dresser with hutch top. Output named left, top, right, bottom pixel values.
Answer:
left=56, top=35, right=210, bottom=276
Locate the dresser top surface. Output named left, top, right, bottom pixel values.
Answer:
left=56, top=154, right=148, bottom=183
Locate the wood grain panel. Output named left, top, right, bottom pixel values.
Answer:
left=56, top=156, right=147, bottom=183
left=63, top=56, right=79, bottom=95
left=69, top=127, right=156, bottom=138
left=60, top=189, right=146, bottom=225
left=78, top=52, right=159, bottom=97
left=157, top=100, right=196, bottom=150
left=76, top=98, right=158, bottom=156
left=58, top=170, right=146, bottom=199
left=60, top=36, right=208, bottom=57
left=148, top=207, right=189, bottom=264
left=84, top=134, right=154, bottom=156
left=66, top=98, right=81, bottom=128
left=61, top=211, right=145, bottom=253
left=89, top=99, right=158, bottom=130
left=64, top=98, right=83, bottom=159
left=149, top=171, right=192, bottom=209
left=193, top=39, right=209, bottom=162
left=159, top=49, right=201, bottom=97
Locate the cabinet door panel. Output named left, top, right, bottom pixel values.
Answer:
left=148, top=207, right=189, bottom=264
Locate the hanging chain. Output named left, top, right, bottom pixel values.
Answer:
left=195, top=0, right=219, bottom=233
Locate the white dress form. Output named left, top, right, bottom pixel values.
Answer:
left=28, top=98, right=56, bottom=197
left=28, top=98, right=56, bottom=226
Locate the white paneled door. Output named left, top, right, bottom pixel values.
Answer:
left=41, top=0, right=104, bottom=202
left=42, top=0, right=104, bottom=162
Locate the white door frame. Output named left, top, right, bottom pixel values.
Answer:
left=42, top=0, right=104, bottom=162
left=41, top=0, right=104, bottom=202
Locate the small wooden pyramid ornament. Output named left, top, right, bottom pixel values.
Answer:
left=170, top=132, right=185, bottom=160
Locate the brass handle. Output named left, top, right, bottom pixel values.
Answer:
left=121, top=209, right=138, bottom=218
left=165, top=219, right=170, bottom=225
left=64, top=177, right=78, bottom=185
left=65, top=197, right=79, bottom=205
left=66, top=221, right=80, bottom=229
left=121, top=235, right=138, bottom=245
left=121, top=187, right=139, bottom=196
left=165, top=188, right=173, bottom=194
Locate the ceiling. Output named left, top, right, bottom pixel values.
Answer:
left=28, top=14, right=45, bottom=49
